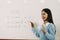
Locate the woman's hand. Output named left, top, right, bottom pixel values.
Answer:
left=30, top=21, right=34, bottom=28
left=42, top=27, right=46, bottom=34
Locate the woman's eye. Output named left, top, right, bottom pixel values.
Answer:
left=42, top=13, right=45, bottom=15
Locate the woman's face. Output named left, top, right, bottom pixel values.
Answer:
left=41, top=11, right=48, bottom=21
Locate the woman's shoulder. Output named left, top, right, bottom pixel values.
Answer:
left=48, top=23, right=56, bottom=34
left=48, top=23, right=55, bottom=26
left=48, top=23, right=55, bottom=29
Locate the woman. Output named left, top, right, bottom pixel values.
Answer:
left=30, top=8, right=56, bottom=40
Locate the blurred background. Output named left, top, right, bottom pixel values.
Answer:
left=0, top=0, right=60, bottom=40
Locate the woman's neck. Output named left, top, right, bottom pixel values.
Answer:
left=44, top=21, right=48, bottom=24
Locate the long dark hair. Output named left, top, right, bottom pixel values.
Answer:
left=42, top=8, right=56, bottom=34
left=42, top=8, right=54, bottom=24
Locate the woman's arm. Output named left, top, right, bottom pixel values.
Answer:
left=45, top=23, right=55, bottom=40
left=32, top=28, right=40, bottom=37
left=30, top=21, right=40, bottom=38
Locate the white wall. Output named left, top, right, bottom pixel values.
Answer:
left=0, top=0, right=60, bottom=40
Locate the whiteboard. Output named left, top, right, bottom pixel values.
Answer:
left=0, top=0, right=60, bottom=40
